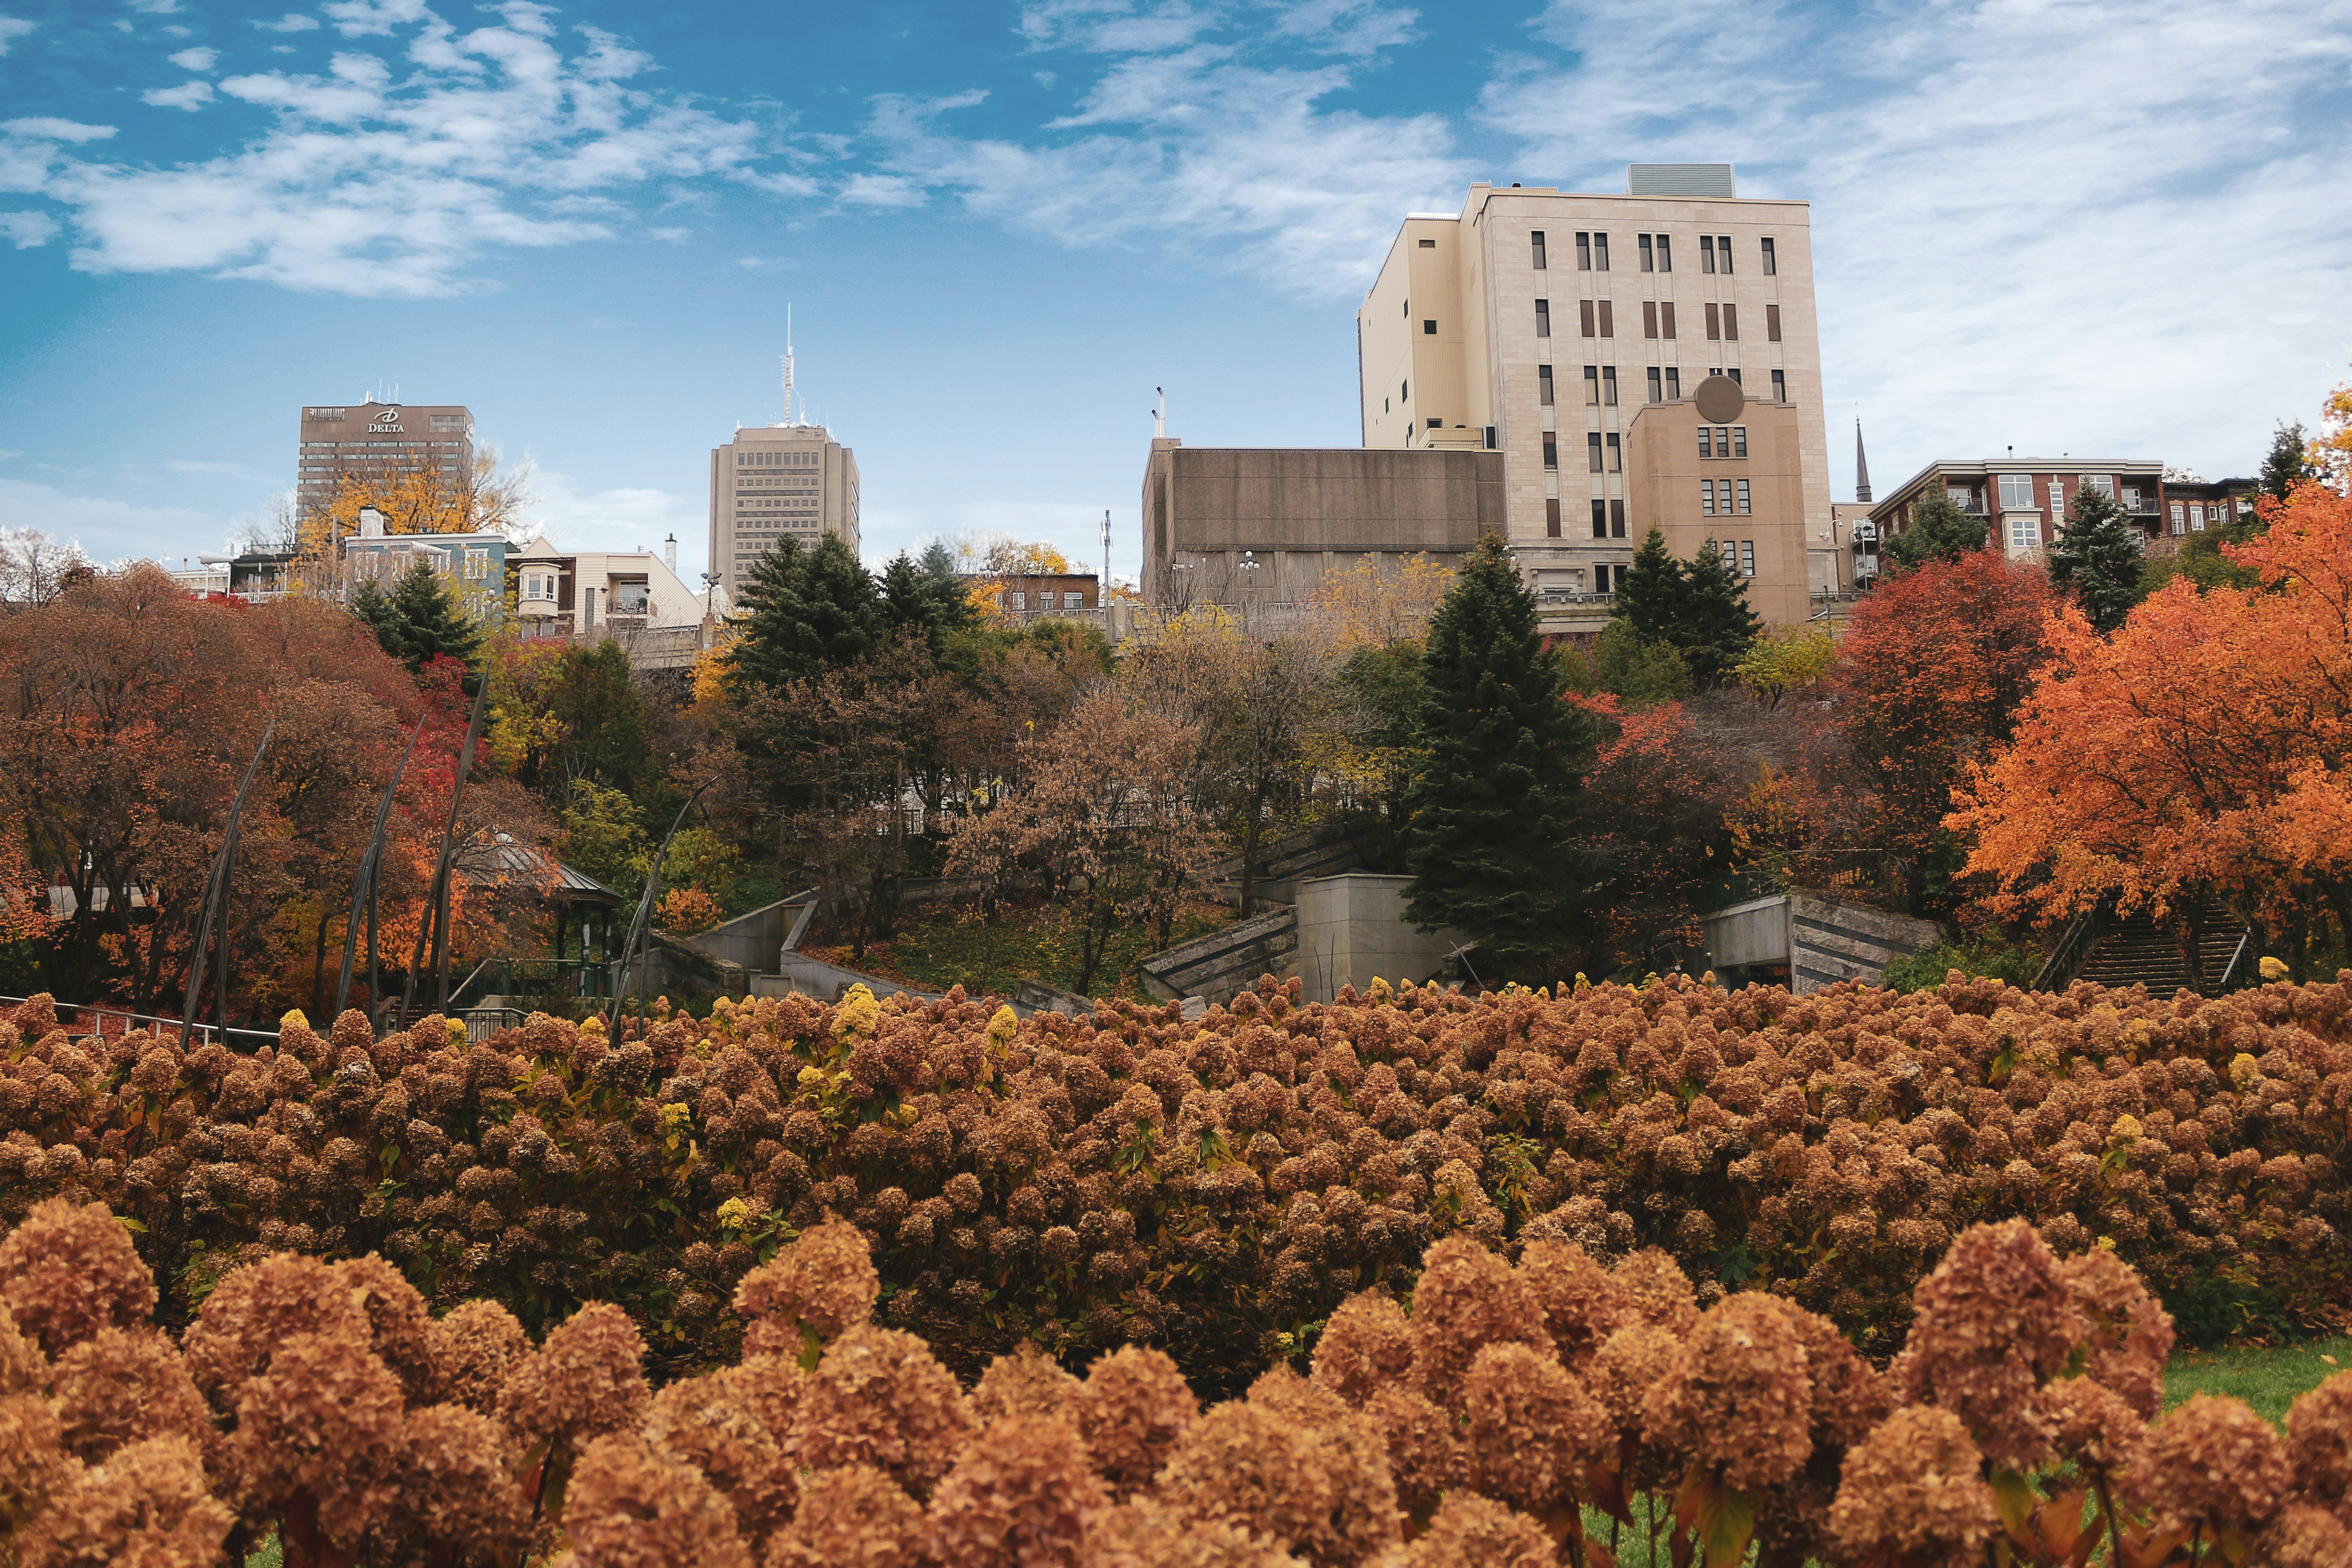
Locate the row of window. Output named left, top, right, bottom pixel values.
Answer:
left=1533, top=368, right=1786, bottom=408
left=1526, top=299, right=1782, bottom=342
left=738, top=450, right=820, bottom=467
left=1699, top=426, right=1748, bottom=458
left=1531, top=232, right=1780, bottom=276
left=1702, top=478, right=1753, bottom=516
left=1540, top=432, right=1626, bottom=473
left=1004, top=592, right=1090, bottom=612
left=2167, top=501, right=2245, bottom=534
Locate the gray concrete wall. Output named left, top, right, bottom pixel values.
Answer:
left=1789, top=894, right=1942, bottom=993
left=752, top=954, right=940, bottom=1006
left=1293, top=874, right=1464, bottom=1003
left=1138, top=906, right=1300, bottom=1003
left=684, top=892, right=815, bottom=974
left=1700, top=895, right=1794, bottom=972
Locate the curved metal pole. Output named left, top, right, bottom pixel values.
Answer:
left=613, top=781, right=711, bottom=1032
left=180, top=720, right=275, bottom=1046
left=334, top=717, right=425, bottom=1019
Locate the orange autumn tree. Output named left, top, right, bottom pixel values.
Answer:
left=1953, top=476, right=2352, bottom=976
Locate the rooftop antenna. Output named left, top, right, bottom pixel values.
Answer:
left=1152, top=387, right=1166, bottom=438
left=780, top=305, right=798, bottom=428
left=1101, top=508, right=1112, bottom=601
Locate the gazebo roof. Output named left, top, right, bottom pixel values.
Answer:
left=463, top=834, right=626, bottom=909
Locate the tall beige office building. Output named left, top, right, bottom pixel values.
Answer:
left=708, top=422, right=861, bottom=598
left=1357, top=166, right=1829, bottom=625
left=297, top=398, right=476, bottom=510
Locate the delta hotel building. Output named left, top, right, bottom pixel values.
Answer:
left=296, top=399, right=476, bottom=509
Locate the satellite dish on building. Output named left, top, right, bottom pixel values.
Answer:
left=1693, top=374, right=1744, bottom=424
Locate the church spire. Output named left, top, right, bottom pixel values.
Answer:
left=1854, top=417, right=1873, bottom=504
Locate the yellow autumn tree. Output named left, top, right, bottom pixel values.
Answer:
left=296, top=447, right=536, bottom=560
left=1304, top=553, right=1455, bottom=649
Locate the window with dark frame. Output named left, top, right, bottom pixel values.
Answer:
left=1705, top=304, right=1721, bottom=340
left=1643, top=301, right=1658, bottom=339
left=1610, top=499, right=1627, bottom=538
left=1580, top=300, right=1596, bottom=337
left=1597, top=301, right=1614, bottom=337
left=1736, top=479, right=1752, bottom=514
left=1765, top=304, right=1781, bottom=341
left=1656, top=234, right=1672, bottom=272
left=1543, top=433, right=1559, bottom=469
left=1702, top=478, right=1716, bottom=515
left=1602, top=366, right=1618, bottom=405
left=1423, top=319, right=1438, bottom=334
left=1606, top=433, right=1622, bottom=472
left=1722, top=304, right=1738, bottom=341
left=1548, top=499, right=1563, bottom=537
left=1647, top=367, right=1663, bottom=402
left=1583, top=365, right=1599, bottom=404
left=1660, top=302, right=1677, bottom=339
left=1717, top=236, right=1733, bottom=273
left=1531, top=231, right=1546, bottom=269
left=1638, top=234, right=1654, bottom=271
left=1590, top=499, right=1608, bottom=539
left=1699, top=428, right=1714, bottom=459
left=1761, top=238, right=1776, bottom=275
left=1701, top=236, right=1715, bottom=273
left=1419, top=237, right=1436, bottom=248
left=1665, top=367, right=1681, bottom=399
left=1594, top=233, right=1610, bottom=270
left=1536, top=299, right=1551, bottom=337
left=1587, top=432, right=1603, bottom=473
left=1576, top=231, right=1592, bottom=270
left=1733, top=426, right=1748, bottom=457
left=1771, top=369, right=1786, bottom=402
left=1740, top=540, right=1756, bottom=575
left=1539, top=365, right=1555, bottom=406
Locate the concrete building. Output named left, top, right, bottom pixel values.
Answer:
left=298, top=399, right=475, bottom=510
left=1869, top=459, right=2168, bottom=560
left=1139, top=440, right=1503, bottom=608
left=972, top=571, right=1102, bottom=616
left=512, top=537, right=712, bottom=637
left=339, top=507, right=516, bottom=619
left=1356, top=165, right=1828, bottom=627
left=708, top=422, right=859, bottom=602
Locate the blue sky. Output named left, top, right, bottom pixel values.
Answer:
left=3, top=0, right=2349, bottom=587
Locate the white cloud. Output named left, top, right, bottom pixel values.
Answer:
left=5, top=13, right=797, bottom=297
left=142, top=80, right=215, bottom=111
left=838, top=171, right=924, bottom=209
left=1478, top=0, right=2352, bottom=488
left=0, top=477, right=217, bottom=566
left=2, top=119, right=116, bottom=143
left=255, top=13, right=322, bottom=32
left=0, top=210, right=57, bottom=247
left=0, top=16, right=33, bottom=55
left=1270, top=0, right=1418, bottom=57
left=167, top=45, right=217, bottom=70
left=130, top=0, right=182, bottom=13
left=524, top=469, right=706, bottom=575
left=1019, top=1, right=1221, bottom=53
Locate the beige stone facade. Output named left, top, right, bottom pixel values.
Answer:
left=1357, top=169, right=1829, bottom=626
left=297, top=398, right=474, bottom=508
left=707, top=423, right=860, bottom=599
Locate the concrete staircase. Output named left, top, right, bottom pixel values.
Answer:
left=2040, top=894, right=2255, bottom=994
left=1138, top=906, right=1299, bottom=1004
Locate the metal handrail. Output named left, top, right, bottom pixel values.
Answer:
left=2030, top=907, right=2102, bottom=991
left=2215, top=927, right=2257, bottom=991
left=0, top=994, right=280, bottom=1047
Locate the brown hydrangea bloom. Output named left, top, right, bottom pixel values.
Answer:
left=2054, top=1247, right=2175, bottom=1418
left=1394, top=1491, right=1555, bottom=1568
left=1461, top=1341, right=1611, bottom=1516
left=787, top=1324, right=973, bottom=1495
left=1774, top=1300, right=1892, bottom=1452
left=0, top=1303, right=46, bottom=1398
left=334, top=1254, right=441, bottom=1406
left=646, top=1364, right=798, bottom=1548
left=15, top=1434, right=231, bottom=1568
left=2262, top=1503, right=2352, bottom=1568
left=562, top=1432, right=754, bottom=1568
left=429, top=1298, right=530, bottom=1415
left=1077, top=1345, right=1197, bottom=1500
left=1827, top=1406, right=1997, bottom=1568
left=49, top=1328, right=211, bottom=1465
left=2037, top=1376, right=2146, bottom=1476
left=972, top=1343, right=1083, bottom=1426
left=496, top=1301, right=650, bottom=1467
left=1082, top=1493, right=1305, bottom=1568
left=1312, top=1292, right=1413, bottom=1407
left=230, top=1334, right=406, bottom=1553
left=1360, top=1386, right=1464, bottom=1520
left=1406, top=1237, right=1549, bottom=1414
left=767, top=1464, right=929, bottom=1568
left=2129, top=1394, right=2293, bottom=1538
left=1642, top=1294, right=1812, bottom=1491
left=0, top=1198, right=157, bottom=1359
left=2285, top=1369, right=2352, bottom=1513
left=1233, top=1366, right=1401, bottom=1568
left=1587, top=1324, right=1681, bottom=1453
left=734, top=1220, right=880, bottom=1353
left=1612, top=1248, right=1701, bottom=1337
left=1899, top=1220, right=2085, bottom=1469
left=0, top=1391, right=65, bottom=1535
left=1154, top=1401, right=1344, bottom=1568
left=376, top=1403, right=531, bottom=1566
left=928, top=1411, right=1108, bottom=1568
left=1516, top=1239, right=1631, bottom=1367
left=180, top=1253, right=370, bottom=1416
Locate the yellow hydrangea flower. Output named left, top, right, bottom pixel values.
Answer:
left=2259, top=956, right=2289, bottom=982
left=1368, top=977, right=1393, bottom=1004
left=986, top=1004, right=1019, bottom=1055
left=2230, top=1052, right=2260, bottom=1088
left=833, top=983, right=881, bottom=1044
left=2109, top=1114, right=2144, bottom=1143
left=660, top=1102, right=692, bottom=1134
left=279, top=1008, right=310, bottom=1032
left=715, top=1198, right=750, bottom=1231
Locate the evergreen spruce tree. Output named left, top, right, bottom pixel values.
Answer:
left=881, top=549, right=977, bottom=660
left=1402, top=535, right=1595, bottom=975
left=351, top=562, right=482, bottom=675
left=1676, top=539, right=1763, bottom=687
left=916, top=539, right=961, bottom=585
left=2259, top=420, right=2316, bottom=505
left=726, top=533, right=884, bottom=694
left=1882, top=486, right=1989, bottom=570
left=2047, top=487, right=2145, bottom=633
left=1611, top=527, right=1686, bottom=645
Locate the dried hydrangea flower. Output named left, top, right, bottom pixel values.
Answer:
left=0, top=1304, right=46, bottom=1399
left=2054, top=1246, right=2174, bottom=1419
left=15, top=1434, right=231, bottom=1568
left=2261, top=1503, right=2352, bottom=1568
left=0, top=1198, right=157, bottom=1359
left=787, top=1324, right=973, bottom=1494
left=496, top=1301, right=651, bottom=1467
left=734, top=1220, right=881, bottom=1353
left=1312, top=1292, right=1413, bottom=1407
left=1461, top=1341, right=1610, bottom=1516
left=972, top=1343, right=1083, bottom=1427
left=928, top=1411, right=1107, bottom=1568
left=230, top=1333, right=406, bottom=1555
left=429, top=1298, right=530, bottom=1416
left=0, top=1390, right=65, bottom=1535
left=1394, top=1490, right=1555, bottom=1568
left=1226, top=1366, right=1400, bottom=1568
left=768, top=1463, right=929, bottom=1568
left=1362, top=1385, right=1464, bottom=1520
left=333, top=1254, right=441, bottom=1406
left=2285, top=1369, right=2352, bottom=1512
left=562, top=1432, right=754, bottom=1568
left=1774, top=1300, right=1892, bottom=1452
left=1077, top=1345, right=1197, bottom=1500
left=378, top=1403, right=531, bottom=1566
left=645, top=1364, right=798, bottom=1549
left=2037, top=1376, right=2145, bottom=1476
left=1827, top=1406, right=1997, bottom=1568
left=49, top=1328, right=211, bottom=1466
left=180, top=1253, right=371, bottom=1417
left=1612, top=1248, right=1701, bottom=1337
left=1083, top=1492, right=1306, bottom=1568
left=2130, top=1393, right=2293, bottom=1539
left=1154, top=1400, right=1341, bottom=1567
left=1407, top=1237, right=1549, bottom=1413
left=1642, top=1293, right=1812, bottom=1491
left=1516, top=1239, right=1631, bottom=1367
left=1587, top=1323, right=1680, bottom=1455
left=1899, top=1220, right=2085, bottom=1469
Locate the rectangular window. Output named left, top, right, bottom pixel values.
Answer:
left=1531, top=231, right=1546, bottom=269
left=2190, top=503, right=2207, bottom=530
left=1660, top=302, right=1677, bottom=340
left=1606, top=433, right=1622, bottom=472
left=1576, top=231, right=1592, bottom=270
left=1638, top=234, right=1654, bottom=271
left=1702, top=478, right=1717, bottom=515
left=1732, top=426, right=1747, bottom=457
left=1582, top=365, right=1599, bottom=404
left=1423, top=319, right=1438, bottom=335
left=1602, top=366, right=1619, bottom=405
left=1642, top=301, right=1658, bottom=339
left=1771, top=369, right=1786, bottom=402
left=1736, top=479, right=1752, bottom=514
left=1765, top=304, right=1781, bottom=341
left=1761, top=237, right=1776, bottom=275
left=1543, top=433, right=1560, bottom=469
left=1009, top=591, right=1027, bottom=611
left=1728, top=368, right=1741, bottom=384
left=1594, top=233, right=1610, bottom=270
left=1647, top=367, right=1663, bottom=402
left=1705, top=303, right=1721, bottom=340
left=1656, top=234, right=1672, bottom=272
left=1665, top=367, right=1681, bottom=399
left=1610, top=499, right=1627, bottom=538
left=1539, top=365, right=1556, bottom=406
left=1579, top=300, right=1596, bottom=337
left=1699, top=427, right=1714, bottom=459
left=1701, top=236, right=1716, bottom=274
left=1536, top=299, right=1551, bottom=337
left=1549, top=499, right=1564, bottom=538
left=2082, top=474, right=2115, bottom=498
left=1597, top=300, right=1614, bottom=337
left=2048, top=479, right=2066, bottom=514
left=1717, top=236, right=1733, bottom=273
left=1590, top=499, right=1607, bottom=539
left=1587, top=432, right=1603, bottom=473
left=1740, top=539, right=1757, bottom=575
left=1427, top=417, right=1441, bottom=429
left=2170, top=502, right=2186, bottom=534
left=2010, top=516, right=2040, bottom=552
left=1998, top=473, right=2035, bottom=508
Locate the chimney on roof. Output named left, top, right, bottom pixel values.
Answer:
left=358, top=506, right=386, bottom=539
left=1854, top=420, right=1873, bottom=504
left=665, top=533, right=677, bottom=575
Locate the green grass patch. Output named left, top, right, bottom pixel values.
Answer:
left=2164, top=1336, right=2351, bottom=1427
left=803, top=898, right=1235, bottom=1002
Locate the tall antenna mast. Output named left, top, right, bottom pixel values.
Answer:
left=1101, top=508, right=1112, bottom=604
left=1153, top=387, right=1166, bottom=439
left=780, top=305, right=798, bottom=427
